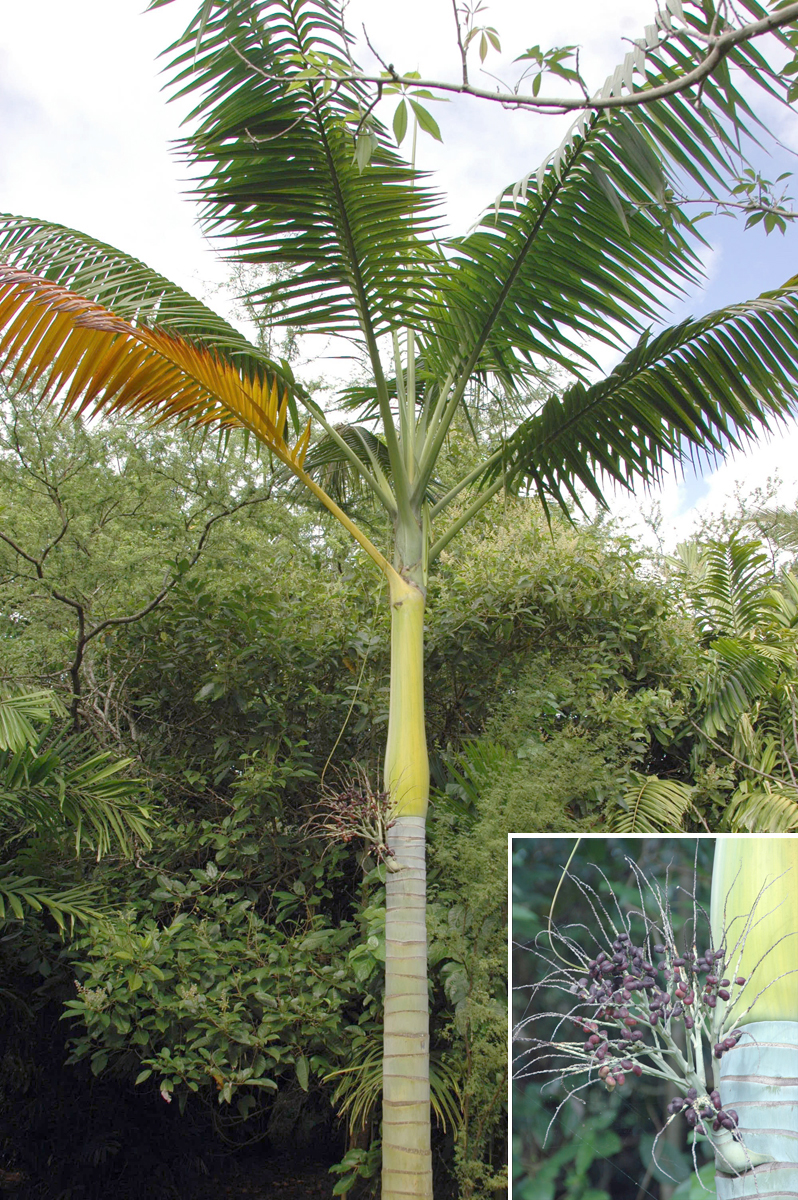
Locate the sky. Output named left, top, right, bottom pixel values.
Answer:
left=3, top=0, right=798, bottom=546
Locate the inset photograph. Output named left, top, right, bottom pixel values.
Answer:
left=512, top=836, right=798, bottom=1200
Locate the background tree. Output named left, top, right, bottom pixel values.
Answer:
left=5, top=0, right=798, bottom=1192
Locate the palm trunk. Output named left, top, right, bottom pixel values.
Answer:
left=382, top=570, right=432, bottom=1200
left=710, top=839, right=798, bottom=1198
left=716, top=1020, right=798, bottom=1198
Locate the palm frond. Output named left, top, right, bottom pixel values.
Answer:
left=422, top=0, right=791, bottom=395
left=433, top=740, right=518, bottom=827
left=611, top=773, right=695, bottom=832
left=325, top=1039, right=461, bottom=1134
left=726, top=783, right=798, bottom=832
left=301, top=423, right=392, bottom=501
left=0, top=734, right=153, bottom=860
left=0, top=268, right=313, bottom=473
left=159, top=0, right=441, bottom=339
left=0, top=686, right=66, bottom=753
left=771, top=574, right=798, bottom=629
left=0, top=862, right=106, bottom=930
left=696, top=538, right=775, bottom=637
left=700, top=638, right=780, bottom=738
left=0, top=214, right=284, bottom=384
left=298, top=422, right=439, bottom=506
left=426, top=109, right=701, bottom=389
left=486, top=290, right=798, bottom=514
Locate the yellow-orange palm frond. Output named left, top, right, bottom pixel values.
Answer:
left=0, top=266, right=312, bottom=471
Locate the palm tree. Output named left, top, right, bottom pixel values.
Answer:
left=3, top=1, right=798, bottom=1192
left=679, top=537, right=798, bottom=829
left=710, top=838, right=798, bottom=1197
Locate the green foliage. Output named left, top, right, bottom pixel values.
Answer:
left=63, top=853, right=369, bottom=1115
left=0, top=862, right=104, bottom=930
left=158, top=0, right=441, bottom=337
left=429, top=500, right=701, bottom=829
left=0, top=683, right=152, bottom=930
left=329, top=1142, right=381, bottom=1196
left=612, top=773, right=695, bottom=833
left=1, top=731, right=153, bottom=860
left=0, top=686, right=65, bottom=751
left=429, top=759, right=511, bottom=1197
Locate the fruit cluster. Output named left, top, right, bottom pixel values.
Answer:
left=566, top=930, right=747, bottom=1097
left=667, top=1087, right=740, bottom=1133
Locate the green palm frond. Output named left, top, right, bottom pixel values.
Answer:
left=726, top=782, right=798, bottom=832
left=611, top=773, right=695, bottom=832
left=301, top=423, right=393, bottom=502
left=485, top=293, right=798, bottom=513
left=0, top=862, right=106, bottom=930
left=0, top=734, right=153, bottom=860
left=700, top=638, right=780, bottom=738
left=0, top=686, right=66, bottom=753
left=773, top=575, right=798, bottom=629
left=298, top=422, right=440, bottom=506
left=433, top=740, right=517, bottom=827
left=325, top=1040, right=461, bottom=1134
left=426, top=110, right=700, bottom=389
left=422, top=0, right=792, bottom=400
left=696, top=537, right=776, bottom=637
left=159, top=0, right=441, bottom=339
left=0, top=215, right=286, bottom=386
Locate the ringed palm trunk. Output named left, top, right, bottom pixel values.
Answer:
left=710, top=839, right=798, bottom=1199
left=382, top=565, right=432, bottom=1199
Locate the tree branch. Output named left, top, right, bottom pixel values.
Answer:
left=688, top=717, right=796, bottom=786
left=269, top=4, right=798, bottom=116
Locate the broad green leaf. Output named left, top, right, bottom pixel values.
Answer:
left=409, top=100, right=442, bottom=142
left=393, top=98, right=408, bottom=145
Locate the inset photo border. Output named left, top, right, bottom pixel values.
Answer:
left=510, top=835, right=798, bottom=1200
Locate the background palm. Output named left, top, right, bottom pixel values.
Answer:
left=0, top=686, right=151, bottom=928
left=675, top=537, right=798, bottom=830
left=3, top=0, right=798, bottom=1192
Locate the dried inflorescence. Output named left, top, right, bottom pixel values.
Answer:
left=302, top=768, right=398, bottom=869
